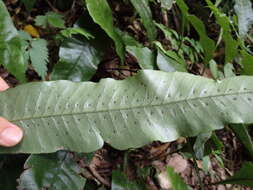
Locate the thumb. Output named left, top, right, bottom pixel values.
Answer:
left=0, top=117, right=23, bottom=147
left=0, top=77, right=9, bottom=91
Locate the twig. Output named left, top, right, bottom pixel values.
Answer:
left=88, top=165, right=111, bottom=187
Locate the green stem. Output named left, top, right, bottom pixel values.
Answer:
left=192, top=155, right=205, bottom=190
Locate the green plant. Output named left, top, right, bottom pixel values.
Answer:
left=1, top=70, right=253, bottom=153
left=0, top=1, right=26, bottom=82
left=2, top=0, right=253, bottom=189
left=156, top=23, right=204, bottom=63
left=35, top=12, right=65, bottom=29
left=19, top=31, right=48, bottom=79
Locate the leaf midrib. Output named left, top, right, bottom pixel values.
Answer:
left=10, top=90, right=252, bottom=122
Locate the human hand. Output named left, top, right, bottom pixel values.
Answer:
left=0, top=77, right=23, bottom=147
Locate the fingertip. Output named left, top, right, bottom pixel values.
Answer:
left=0, top=125, right=23, bottom=147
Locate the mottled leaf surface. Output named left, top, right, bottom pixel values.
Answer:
left=51, top=38, right=102, bottom=81
left=1, top=70, right=253, bottom=153
left=19, top=151, right=86, bottom=190
left=234, top=0, right=253, bottom=37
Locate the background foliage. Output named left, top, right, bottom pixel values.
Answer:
left=1, top=0, right=253, bottom=189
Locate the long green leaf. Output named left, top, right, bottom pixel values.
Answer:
left=126, top=46, right=156, bottom=69
left=230, top=124, right=253, bottom=159
left=176, top=0, right=215, bottom=63
left=30, top=39, right=48, bottom=79
left=129, top=0, right=157, bottom=42
left=155, top=41, right=186, bottom=72
left=215, top=162, right=253, bottom=187
left=157, top=50, right=186, bottom=72
left=0, top=0, right=26, bottom=82
left=86, top=0, right=124, bottom=63
left=1, top=70, right=253, bottom=153
left=19, top=151, right=86, bottom=190
left=206, top=0, right=238, bottom=63
left=240, top=50, right=253, bottom=75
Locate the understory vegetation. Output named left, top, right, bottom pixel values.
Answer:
left=1, top=0, right=253, bottom=189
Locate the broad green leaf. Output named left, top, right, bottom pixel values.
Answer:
left=216, top=162, right=253, bottom=187
left=51, top=38, right=102, bottom=81
left=29, top=39, right=48, bottom=79
left=209, top=59, right=219, bottom=79
left=224, top=63, right=235, bottom=78
left=47, top=12, right=65, bottom=28
left=210, top=133, right=224, bottom=152
left=19, top=30, right=32, bottom=41
left=34, top=15, right=47, bottom=28
left=155, top=41, right=186, bottom=72
left=111, top=170, right=146, bottom=190
left=19, top=151, right=86, bottom=190
left=1, top=70, right=253, bottom=153
left=206, top=0, right=238, bottom=63
left=176, top=0, right=215, bottom=63
left=240, top=50, right=253, bottom=75
left=166, top=167, right=192, bottom=190
left=21, top=0, right=36, bottom=12
left=35, top=12, right=65, bottom=29
left=157, top=50, right=186, bottom=72
left=193, top=132, right=212, bottom=160
left=155, top=41, right=185, bottom=65
left=202, top=156, right=210, bottom=174
left=234, top=0, right=253, bottom=37
left=126, top=46, right=156, bottom=69
left=0, top=0, right=26, bottom=82
left=230, top=124, right=253, bottom=159
left=115, top=29, right=142, bottom=47
left=86, top=0, right=124, bottom=63
left=129, top=0, right=157, bottom=42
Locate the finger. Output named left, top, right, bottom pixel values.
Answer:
left=0, top=77, right=9, bottom=92
left=0, top=117, right=23, bottom=147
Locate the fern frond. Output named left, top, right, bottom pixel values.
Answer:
left=29, top=39, right=48, bottom=79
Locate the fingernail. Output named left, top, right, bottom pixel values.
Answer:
left=0, top=127, right=23, bottom=147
